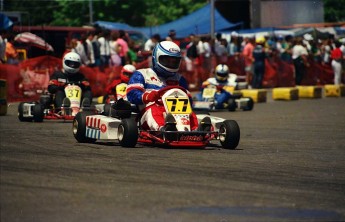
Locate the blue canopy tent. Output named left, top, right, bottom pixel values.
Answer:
left=94, top=3, right=242, bottom=39
left=0, top=13, right=14, bottom=30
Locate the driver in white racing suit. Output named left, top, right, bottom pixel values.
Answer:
left=126, top=41, right=199, bottom=131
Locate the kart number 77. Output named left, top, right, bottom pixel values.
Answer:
left=165, top=97, right=192, bottom=114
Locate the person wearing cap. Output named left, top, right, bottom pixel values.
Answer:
left=166, top=29, right=180, bottom=47
left=252, top=36, right=267, bottom=89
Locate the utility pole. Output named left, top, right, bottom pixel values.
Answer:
left=210, top=0, right=215, bottom=39
left=89, top=0, right=93, bottom=24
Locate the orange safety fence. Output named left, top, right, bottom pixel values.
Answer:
left=0, top=55, right=335, bottom=102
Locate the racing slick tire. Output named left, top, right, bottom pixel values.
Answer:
left=243, top=97, right=254, bottom=111
left=73, top=111, right=97, bottom=143
left=18, top=102, right=33, bottom=122
left=33, top=104, right=44, bottom=122
left=219, top=120, right=240, bottom=149
left=118, top=118, right=138, bottom=148
left=227, top=98, right=237, bottom=112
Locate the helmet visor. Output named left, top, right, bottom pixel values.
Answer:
left=216, top=72, right=228, bottom=81
left=159, top=55, right=181, bottom=70
left=122, top=71, right=133, bottom=78
left=65, top=60, right=81, bottom=68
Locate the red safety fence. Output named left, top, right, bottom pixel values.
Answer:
left=0, top=55, right=335, bottom=102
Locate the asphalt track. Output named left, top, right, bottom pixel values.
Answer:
left=1, top=91, right=345, bottom=222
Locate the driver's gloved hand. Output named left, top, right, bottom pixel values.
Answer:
left=81, top=80, right=90, bottom=87
left=142, top=90, right=159, bottom=104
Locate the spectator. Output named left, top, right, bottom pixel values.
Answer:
left=241, top=36, right=255, bottom=87
left=98, top=29, right=111, bottom=71
left=85, top=31, right=96, bottom=67
left=117, top=30, right=129, bottom=66
left=292, top=37, right=309, bottom=85
left=70, top=36, right=90, bottom=66
left=278, top=35, right=292, bottom=62
left=330, top=41, right=343, bottom=85
left=92, top=29, right=101, bottom=67
left=127, top=39, right=138, bottom=65
left=185, top=34, right=201, bottom=89
left=320, top=38, right=332, bottom=65
left=109, top=31, right=121, bottom=67
left=227, top=32, right=240, bottom=57
left=201, top=36, right=212, bottom=79
left=166, top=29, right=180, bottom=46
left=144, top=33, right=161, bottom=52
left=252, top=36, right=267, bottom=89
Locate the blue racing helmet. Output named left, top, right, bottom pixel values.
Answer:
left=152, top=41, right=182, bottom=77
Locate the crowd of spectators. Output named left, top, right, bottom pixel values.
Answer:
left=2, top=27, right=345, bottom=91
left=184, top=31, right=345, bottom=89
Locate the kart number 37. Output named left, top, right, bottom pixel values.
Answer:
left=165, top=97, right=192, bottom=114
left=65, top=85, right=82, bottom=100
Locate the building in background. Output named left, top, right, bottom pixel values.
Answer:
left=216, top=0, right=324, bottom=29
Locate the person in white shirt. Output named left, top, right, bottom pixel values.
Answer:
left=85, top=31, right=95, bottom=66
left=144, top=34, right=161, bottom=52
left=292, top=37, right=309, bottom=85
left=98, top=29, right=111, bottom=71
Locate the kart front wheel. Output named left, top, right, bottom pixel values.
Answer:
left=33, top=104, right=44, bottom=122
left=73, top=111, right=97, bottom=143
left=118, top=118, right=138, bottom=148
left=18, top=102, right=33, bottom=122
left=227, top=98, right=237, bottom=112
left=219, top=120, right=240, bottom=149
left=243, top=97, right=254, bottom=111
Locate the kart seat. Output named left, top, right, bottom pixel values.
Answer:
left=197, top=116, right=212, bottom=132
left=111, top=98, right=132, bottom=119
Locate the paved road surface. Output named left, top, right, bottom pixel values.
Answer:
left=1, top=93, right=345, bottom=222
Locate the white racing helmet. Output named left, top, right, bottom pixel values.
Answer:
left=152, top=41, right=182, bottom=77
left=63, top=52, right=81, bottom=74
left=120, top=64, right=136, bottom=82
left=215, top=64, right=229, bottom=82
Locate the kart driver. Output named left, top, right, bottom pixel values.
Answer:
left=104, top=64, right=136, bottom=102
left=48, top=52, right=92, bottom=108
left=195, top=64, right=234, bottom=109
left=126, top=40, right=199, bottom=131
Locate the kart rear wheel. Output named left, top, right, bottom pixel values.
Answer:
left=33, top=104, right=44, bottom=122
left=73, top=111, right=97, bottom=143
left=219, top=120, right=240, bottom=149
left=18, top=102, right=33, bottom=122
left=118, top=118, right=138, bottom=148
left=243, top=97, right=254, bottom=111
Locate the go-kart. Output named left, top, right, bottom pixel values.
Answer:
left=193, top=84, right=254, bottom=112
left=95, top=82, right=138, bottom=116
left=18, top=82, right=93, bottom=122
left=72, top=86, right=240, bottom=149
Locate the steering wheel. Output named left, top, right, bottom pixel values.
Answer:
left=157, top=85, right=188, bottom=97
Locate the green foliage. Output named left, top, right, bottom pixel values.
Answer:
left=323, top=0, right=345, bottom=22
left=5, top=0, right=344, bottom=27
left=4, top=0, right=207, bottom=27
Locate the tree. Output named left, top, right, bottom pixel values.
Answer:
left=323, top=0, right=345, bottom=22
left=3, top=0, right=207, bottom=27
